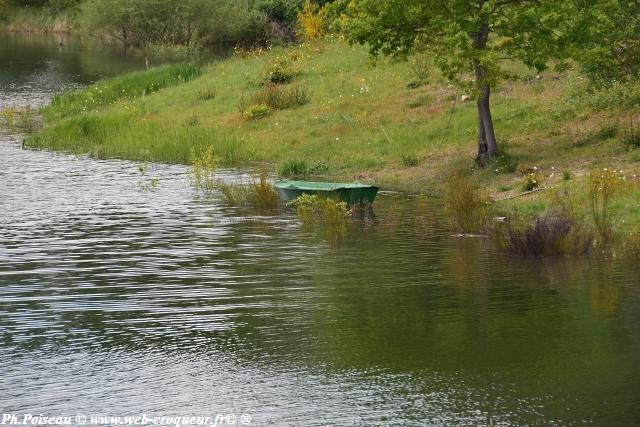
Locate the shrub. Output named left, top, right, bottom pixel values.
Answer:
left=278, top=158, right=308, bottom=177
left=497, top=216, right=593, bottom=256
left=242, top=104, right=271, bottom=120
left=297, top=0, right=325, bottom=40
left=444, top=172, right=491, bottom=233
left=400, top=153, right=419, bottom=167
left=262, top=53, right=301, bottom=84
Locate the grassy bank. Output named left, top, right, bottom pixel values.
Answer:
left=20, top=38, right=640, bottom=235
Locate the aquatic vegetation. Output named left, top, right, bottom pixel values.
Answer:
left=495, top=215, right=594, bottom=256
left=1, top=106, right=38, bottom=132
left=247, top=174, right=281, bottom=210
left=190, top=146, right=219, bottom=191
left=287, top=194, right=351, bottom=241
left=137, top=162, right=160, bottom=191
left=444, top=172, right=491, bottom=233
left=217, top=174, right=280, bottom=211
left=1, top=107, right=17, bottom=128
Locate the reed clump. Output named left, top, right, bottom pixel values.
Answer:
left=287, top=194, right=352, bottom=242
left=589, top=168, right=624, bottom=243
left=190, top=146, right=219, bottom=191
left=287, top=194, right=351, bottom=225
left=217, top=174, right=280, bottom=211
left=444, top=172, right=492, bottom=233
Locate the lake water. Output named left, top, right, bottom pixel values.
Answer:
left=1, top=33, right=640, bottom=426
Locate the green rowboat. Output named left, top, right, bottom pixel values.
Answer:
left=274, top=180, right=379, bottom=205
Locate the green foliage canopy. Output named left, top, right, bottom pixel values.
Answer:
left=338, top=0, right=605, bottom=162
left=79, top=0, right=251, bottom=47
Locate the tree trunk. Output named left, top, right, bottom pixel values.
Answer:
left=472, top=23, right=499, bottom=166
left=476, top=76, right=498, bottom=164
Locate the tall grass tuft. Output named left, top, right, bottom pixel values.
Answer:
left=45, top=63, right=201, bottom=120
left=240, top=84, right=310, bottom=116
left=277, top=159, right=309, bottom=178
left=444, top=172, right=491, bottom=233
left=589, top=168, right=622, bottom=243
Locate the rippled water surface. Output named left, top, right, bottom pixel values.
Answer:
left=2, top=34, right=640, bottom=426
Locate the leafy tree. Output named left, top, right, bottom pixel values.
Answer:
left=572, top=0, right=639, bottom=85
left=339, top=0, right=587, bottom=164
left=250, top=0, right=303, bottom=28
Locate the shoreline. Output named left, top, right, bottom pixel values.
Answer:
left=6, top=37, right=640, bottom=244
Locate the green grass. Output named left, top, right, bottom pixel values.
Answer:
left=24, top=38, right=640, bottom=230
left=44, top=63, right=201, bottom=121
